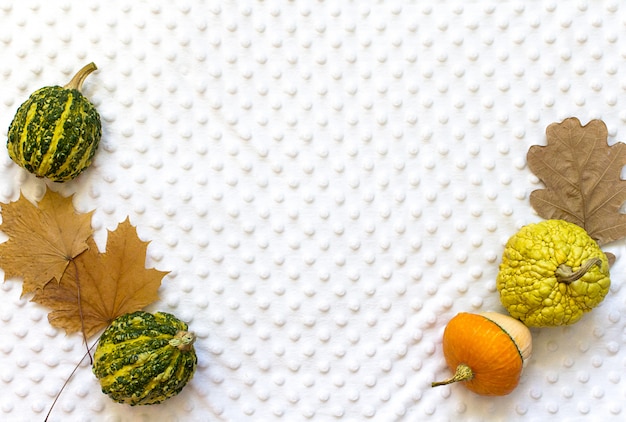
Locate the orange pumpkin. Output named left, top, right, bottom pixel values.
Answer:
left=432, top=312, right=532, bottom=396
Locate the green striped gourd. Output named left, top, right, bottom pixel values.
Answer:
left=92, top=311, right=197, bottom=406
left=6, top=63, right=102, bottom=182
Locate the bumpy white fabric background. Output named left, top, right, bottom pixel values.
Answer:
left=1, top=1, right=626, bottom=421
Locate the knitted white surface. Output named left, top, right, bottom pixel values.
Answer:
left=1, top=1, right=626, bottom=421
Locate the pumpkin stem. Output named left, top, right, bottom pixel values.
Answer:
left=170, top=330, right=196, bottom=351
left=431, top=363, right=474, bottom=388
left=555, top=257, right=603, bottom=284
left=63, top=62, right=97, bottom=91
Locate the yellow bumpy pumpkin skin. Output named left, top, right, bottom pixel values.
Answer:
left=497, top=219, right=610, bottom=327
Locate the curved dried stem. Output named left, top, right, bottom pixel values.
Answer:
left=432, top=363, right=474, bottom=388
left=71, top=257, right=92, bottom=364
left=44, top=338, right=99, bottom=422
left=555, top=257, right=603, bottom=284
left=63, top=62, right=97, bottom=91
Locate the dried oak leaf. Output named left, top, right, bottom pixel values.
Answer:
left=0, top=190, right=93, bottom=295
left=31, top=218, right=168, bottom=338
left=527, top=117, right=626, bottom=246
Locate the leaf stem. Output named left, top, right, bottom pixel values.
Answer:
left=44, top=338, right=99, bottom=422
left=71, top=257, right=92, bottom=365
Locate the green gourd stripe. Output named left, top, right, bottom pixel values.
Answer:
left=25, top=88, right=67, bottom=171
left=16, top=101, right=40, bottom=163
left=38, top=90, right=74, bottom=175
left=51, top=99, right=94, bottom=177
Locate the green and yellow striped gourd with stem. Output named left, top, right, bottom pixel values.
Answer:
left=92, top=311, right=198, bottom=406
left=6, top=63, right=102, bottom=182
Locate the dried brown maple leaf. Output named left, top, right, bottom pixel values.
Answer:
left=527, top=117, right=626, bottom=246
left=0, top=190, right=93, bottom=295
left=31, top=218, right=168, bottom=338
